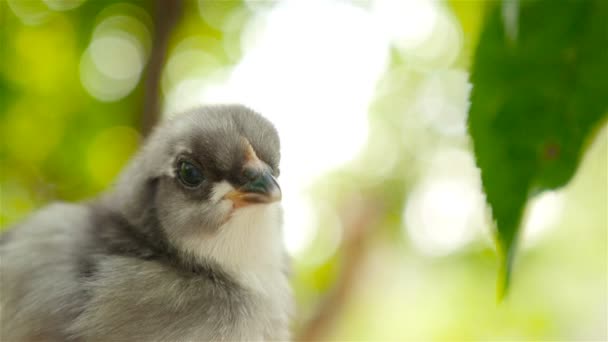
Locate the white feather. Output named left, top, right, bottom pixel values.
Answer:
left=179, top=181, right=288, bottom=297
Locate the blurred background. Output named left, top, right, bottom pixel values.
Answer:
left=0, top=0, right=606, bottom=340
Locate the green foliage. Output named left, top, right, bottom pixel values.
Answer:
left=468, top=0, right=608, bottom=296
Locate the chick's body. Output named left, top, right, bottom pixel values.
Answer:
left=0, top=105, right=292, bottom=341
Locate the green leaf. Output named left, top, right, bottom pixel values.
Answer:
left=468, top=0, right=608, bottom=297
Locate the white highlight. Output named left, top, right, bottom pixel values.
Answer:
left=79, top=14, right=149, bottom=102
left=405, top=180, right=479, bottom=255
left=177, top=1, right=390, bottom=260
left=7, top=0, right=49, bottom=25
left=302, top=204, right=344, bottom=267
left=164, top=0, right=451, bottom=261
left=522, top=191, right=565, bottom=247
left=372, top=0, right=438, bottom=50
left=162, top=37, right=229, bottom=116
left=43, top=0, right=85, bottom=11
left=410, top=7, right=462, bottom=67
left=415, top=70, right=471, bottom=136
left=282, top=193, right=317, bottom=257
left=198, top=1, right=388, bottom=184
left=404, top=148, right=486, bottom=255
left=90, top=34, right=145, bottom=79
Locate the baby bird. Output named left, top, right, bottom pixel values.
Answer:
left=0, top=105, right=293, bottom=341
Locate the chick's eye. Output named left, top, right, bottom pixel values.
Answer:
left=177, top=161, right=204, bottom=187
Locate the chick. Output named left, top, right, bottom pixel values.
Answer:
left=0, top=105, right=292, bottom=341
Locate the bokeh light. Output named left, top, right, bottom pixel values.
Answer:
left=43, top=0, right=85, bottom=12
left=409, top=6, right=463, bottom=67
left=372, top=0, right=438, bottom=51
left=404, top=147, right=487, bottom=255
left=414, top=69, right=471, bottom=136
left=91, top=35, right=144, bottom=79
left=522, top=191, right=566, bottom=247
left=162, top=37, right=227, bottom=114
left=165, top=0, right=394, bottom=258
left=282, top=193, right=317, bottom=257
left=282, top=191, right=346, bottom=267
left=405, top=178, right=481, bottom=255
left=79, top=5, right=151, bottom=102
left=7, top=0, right=50, bottom=25
left=197, top=0, right=240, bottom=31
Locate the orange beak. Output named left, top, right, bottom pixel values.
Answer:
left=225, top=171, right=282, bottom=209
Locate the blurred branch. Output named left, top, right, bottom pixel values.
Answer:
left=296, top=200, right=382, bottom=342
left=141, top=0, right=183, bottom=136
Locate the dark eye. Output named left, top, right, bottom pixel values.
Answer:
left=177, top=161, right=204, bottom=188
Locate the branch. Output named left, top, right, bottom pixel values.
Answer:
left=141, top=0, right=183, bottom=136
left=296, top=200, right=382, bottom=342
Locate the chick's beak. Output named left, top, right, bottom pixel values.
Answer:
left=225, top=171, right=281, bottom=208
